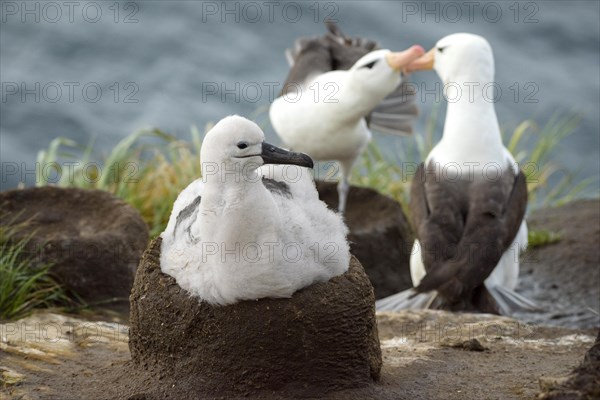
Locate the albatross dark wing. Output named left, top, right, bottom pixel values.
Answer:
left=280, top=22, right=419, bottom=135
left=325, top=21, right=378, bottom=69
left=410, top=162, right=528, bottom=311
left=281, top=38, right=333, bottom=96
left=280, top=22, right=376, bottom=96
left=409, top=162, right=468, bottom=283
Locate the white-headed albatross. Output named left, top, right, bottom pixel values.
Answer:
left=376, top=33, right=538, bottom=315
left=270, top=22, right=425, bottom=213
left=160, top=115, right=350, bottom=305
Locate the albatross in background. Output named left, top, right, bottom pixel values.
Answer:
left=270, top=22, right=425, bottom=213
left=161, top=115, right=350, bottom=305
left=376, top=33, right=538, bottom=315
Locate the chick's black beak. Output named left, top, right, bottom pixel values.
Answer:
left=261, top=142, right=314, bottom=169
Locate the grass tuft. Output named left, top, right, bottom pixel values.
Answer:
left=527, top=229, right=562, bottom=248
left=505, top=113, right=594, bottom=206
left=0, top=215, right=70, bottom=321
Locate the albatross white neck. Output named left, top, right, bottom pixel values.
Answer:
left=442, top=87, right=503, bottom=146
left=428, top=48, right=506, bottom=169
left=431, top=90, right=505, bottom=169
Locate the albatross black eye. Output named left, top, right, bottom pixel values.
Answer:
left=437, top=46, right=447, bottom=53
left=237, top=142, right=248, bottom=150
left=361, top=60, right=378, bottom=69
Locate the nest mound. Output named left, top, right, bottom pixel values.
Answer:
left=129, top=237, right=381, bottom=398
left=316, top=181, right=413, bottom=298
left=0, top=187, right=148, bottom=302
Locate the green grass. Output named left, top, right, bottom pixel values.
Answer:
left=0, top=216, right=70, bottom=321
left=527, top=229, right=562, bottom=248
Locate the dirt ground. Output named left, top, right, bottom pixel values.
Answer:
left=0, top=310, right=597, bottom=400
left=1, top=200, right=598, bottom=399
left=515, top=199, right=600, bottom=329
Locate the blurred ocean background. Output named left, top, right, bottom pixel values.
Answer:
left=1, top=0, right=599, bottom=192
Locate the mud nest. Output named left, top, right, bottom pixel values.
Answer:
left=129, top=237, right=382, bottom=398
left=0, top=187, right=148, bottom=302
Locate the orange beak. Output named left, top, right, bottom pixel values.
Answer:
left=385, top=45, right=425, bottom=71
left=404, top=47, right=435, bottom=73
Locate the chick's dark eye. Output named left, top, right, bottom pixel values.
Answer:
left=361, top=60, right=378, bottom=69
left=237, top=142, right=248, bottom=150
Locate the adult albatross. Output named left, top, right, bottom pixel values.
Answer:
left=376, top=33, right=538, bottom=315
left=160, top=115, right=350, bottom=305
left=270, top=22, right=424, bottom=213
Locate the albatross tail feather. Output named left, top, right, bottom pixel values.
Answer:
left=375, top=289, right=438, bottom=312
left=487, top=285, right=541, bottom=315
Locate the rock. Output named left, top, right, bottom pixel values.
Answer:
left=440, top=338, right=488, bottom=352
left=0, top=187, right=149, bottom=302
left=316, top=182, right=413, bottom=299
left=129, top=237, right=381, bottom=398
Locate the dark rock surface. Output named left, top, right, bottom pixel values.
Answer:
left=0, top=187, right=149, bottom=302
left=516, top=199, right=600, bottom=329
left=316, top=182, right=413, bottom=299
left=128, top=237, right=381, bottom=399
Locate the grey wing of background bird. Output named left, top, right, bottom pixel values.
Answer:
left=280, top=22, right=418, bottom=135
left=366, top=83, right=419, bottom=136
